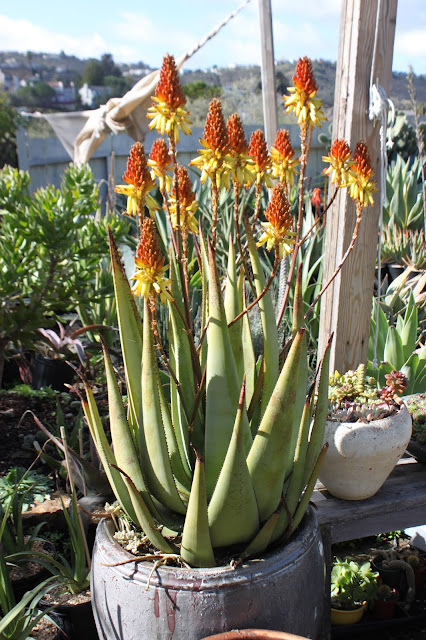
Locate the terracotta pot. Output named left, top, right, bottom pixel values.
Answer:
left=373, top=589, right=399, bottom=620
left=318, top=405, right=412, bottom=500
left=330, top=603, right=366, bottom=626
left=91, top=507, right=324, bottom=640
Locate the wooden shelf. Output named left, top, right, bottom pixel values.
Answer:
left=313, top=457, right=426, bottom=543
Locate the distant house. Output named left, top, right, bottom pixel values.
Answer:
left=79, top=83, right=112, bottom=108
left=48, top=81, right=76, bottom=107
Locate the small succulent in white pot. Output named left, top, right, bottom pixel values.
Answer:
left=319, top=366, right=412, bottom=500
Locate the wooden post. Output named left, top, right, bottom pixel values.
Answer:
left=318, top=0, right=398, bottom=373
left=258, top=0, right=278, bottom=146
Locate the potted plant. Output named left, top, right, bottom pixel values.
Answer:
left=405, top=393, right=426, bottom=463
left=77, top=54, right=376, bottom=640
left=330, top=558, right=379, bottom=625
left=372, top=583, right=399, bottom=620
left=318, top=365, right=412, bottom=499
left=372, top=549, right=416, bottom=609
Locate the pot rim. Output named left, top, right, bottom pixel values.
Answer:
left=326, top=403, right=411, bottom=430
left=93, top=506, right=321, bottom=592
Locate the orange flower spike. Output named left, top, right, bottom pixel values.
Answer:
left=147, top=53, right=192, bottom=142
left=257, top=182, right=296, bottom=258
left=148, top=138, right=173, bottom=191
left=284, top=56, right=326, bottom=128
left=270, top=129, right=299, bottom=187
left=226, top=112, right=254, bottom=186
left=249, top=129, right=274, bottom=188
left=169, top=165, right=198, bottom=233
left=190, top=98, right=231, bottom=189
left=348, top=141, right=377, bottom=208
left=115, top=141, right=158, bottom=217
left=132, top=217, right=172, bottom=303
left=322, top=139, right=352, bottom=187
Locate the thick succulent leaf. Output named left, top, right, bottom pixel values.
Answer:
left=140, top=300, right=186, bottom=515
left=302, top=335, right=332, bottom=488
left=247, top=329, right=308, bottom=522
left=401, top=353, right=419, bottom=395
left=368, top=300, right=389, bottom=363
left=384, top=326, right=404, bottom=370
left=242, top=281, right=256, bottom=409
left=120, top=472, right=176, bottom=554
left=245, top=221, right=279, bottom=414
left=108, top=229, right=143, bottom=439
left=283, top=398, right=314, bottom=516
left=207, top=383, right=259, bottom=547
left=205, top=242, right=252, bottom=498
left=292, top=264, right=304, bottom=337
left=241, top=511, right=280, bottom=560
left=168, top=300, right=199, bottom=478
left=81, top=384, right=138, bottom=523
left=401, top=292, right=418, bottom=363
left=181, top=458, right=215, bottom=568
left=224, top=236, right=244, bottom=382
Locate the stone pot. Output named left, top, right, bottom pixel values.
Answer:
left=318, top=405, right=412, bottom=500
left=91, top=507, right=324, bottom=640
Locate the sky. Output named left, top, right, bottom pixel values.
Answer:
left=0, top=0, right=425, bottom=75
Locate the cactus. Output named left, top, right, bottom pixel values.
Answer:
left=79, top=54, right=374, bottom=568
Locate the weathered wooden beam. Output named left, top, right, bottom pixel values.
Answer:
left=318, top=0, right=398, bottom=373
left=258, top=0, right=278, bottom=147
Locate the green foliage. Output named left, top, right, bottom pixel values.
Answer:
left=82, top=59, right=105, bottom=86
left=384, top=154, right=425, bottom=232
left=10, top=82, right=56, bottom=109
left=0, top=163, right=131, bottom=384
left=0, top=467, right=54, bottom=513
left=331, top=559, right=379, bottom=610
left=183, top=81, right=222, bottom=101
left=405, top=394, right=426, bottom=443
left=368, top=292, right=426, bottom=394
left=387, top=111, right=421, bottom=163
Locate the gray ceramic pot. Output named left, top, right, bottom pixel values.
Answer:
left=91, top=507, right=324, bottom=640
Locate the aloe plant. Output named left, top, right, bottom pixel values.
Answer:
left=369, top=291, right=426, bottom=394
left=79, top=55, right=374, bottom=568
left=384, top=154, right=425, bottom=231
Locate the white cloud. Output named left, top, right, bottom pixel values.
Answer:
left=0, top=15, right=110, bottom=59
left=395, top=28, right=426, bottom=58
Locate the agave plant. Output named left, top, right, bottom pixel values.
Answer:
left=79, top=54, right=374, bottom=568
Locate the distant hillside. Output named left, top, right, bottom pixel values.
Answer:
left=1, top=50, right=425, bottom=127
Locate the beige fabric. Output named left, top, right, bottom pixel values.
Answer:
left=34, top=0, right=252, bottom=164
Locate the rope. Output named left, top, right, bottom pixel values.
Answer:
left=368, top=0, right=395, bottom=369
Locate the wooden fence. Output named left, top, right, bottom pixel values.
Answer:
left=16, top=124, right=327, bottom=201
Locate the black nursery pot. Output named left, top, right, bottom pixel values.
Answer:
left=372, top=558, right=407, bottom=597
left=41, top=598, right=96, bottom=640
left=32, top=354, right=75, bottom=391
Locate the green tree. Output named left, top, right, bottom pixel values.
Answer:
left=0, top=93, right=18, bottom=168
left=82, top=59, right=104, bottom=86
left=100, top=53, right=121, bottom=78
left=10, top=82, right=55, bottom=109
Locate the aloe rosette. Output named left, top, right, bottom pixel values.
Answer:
left=79, top=53, right=373, bottom=568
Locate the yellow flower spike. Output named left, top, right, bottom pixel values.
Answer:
left=249, top=129, right=273, bottom=189
left=148, top=138, right=173, bottom=192
left=270, top=129, right=299, bottom=188
left=147, top=54, right=192, bottom=142
left=132, top=217, right=173, bottom=304
left=169, top=165, right=199, bottom=233
left=347, top=141, right=377, bottom=208
left=256, top=182, right=296, bottom=258
left=115, top=141, right=157, bottom=220
left=322, top=139, right=352, bottom=187
left=226, top=113, right=254, bottom=187
left=284, top=57, right=326, bottom=129
left=190, top=98, right=231, bottom=189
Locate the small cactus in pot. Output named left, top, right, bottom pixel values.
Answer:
left=79, top=54, right=374, bottom=568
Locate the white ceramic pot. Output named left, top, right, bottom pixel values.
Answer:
left=318, top=405, right=412, bottom=500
